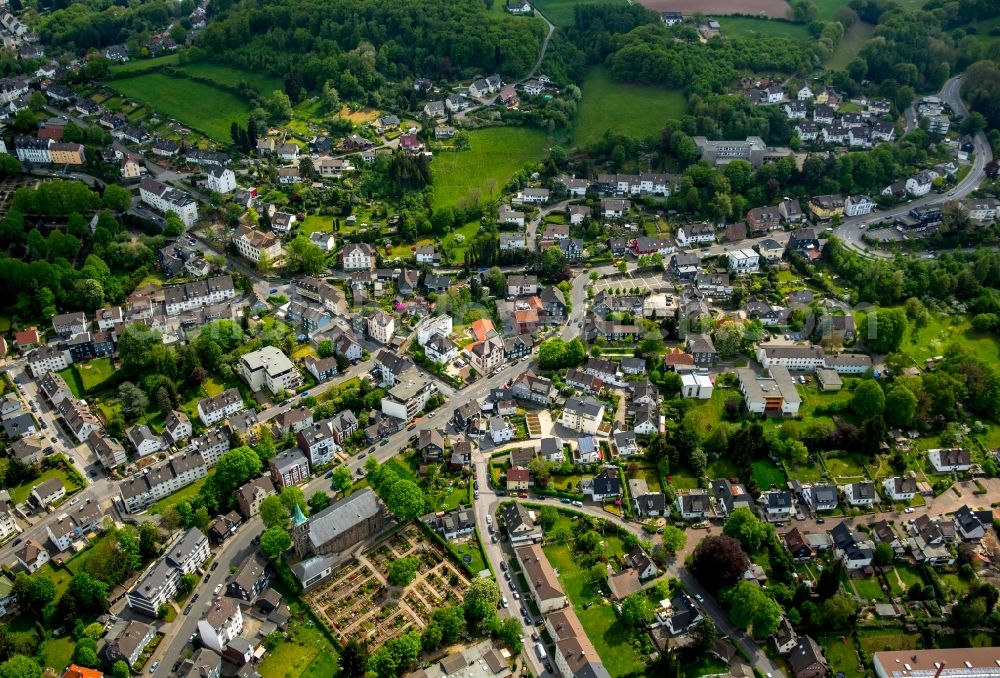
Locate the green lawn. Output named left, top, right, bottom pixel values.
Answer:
left=940, top=573, right=974, bottom=599
left=818, top=635, right=862, bottom=676
left=685, top=656, right=730, bottom=677
left=259, top=598, right=339, bottom=678
left=853, top=577, right=887, bottom=602
left=886, top=565, right=924, bottom=597
left=174, top=62, right=282, bottom=96
left=629, top=464, right=662, bottom=492
left=297, top=215, right=335, bottom=236
left=58, top=365, right=86, bottom=399
left=107, top=73, right=253, bottom=143
left=36, top=562, right=75, bottom=598
left=786, top=461, right=826, bottom=483
left=39, top=635, right=75, bottom=672
left=9, top=467, right=81, bottom=505
left=430, top=127, right=549, bottom=209
left=110, top=53, right=180, bottom=74
left=530, top=0, right=627, bottom=26
left=899, top=312, right=1000, bottom=367
left=68, top=358, right=116, bottom=393
left=149, top=471, right=213, bottom=515
left=543, top=540, right=642, bottom=677
left=858, top=629, right=919, bottom=653
left=722, top=17, right=811, bottom=41
left=705, top=457, right=740, bottom=480
left=450, top=537, right=487, bottom=574
left=575, top=67, right=687, bottom=145
left=827, top=21, right=875, bottom=69
left=825, top=454, right=869, bottom=483
left=750, top=460, right=786, bottom=490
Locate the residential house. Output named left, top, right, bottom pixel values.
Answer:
left=506, top=466, right=529, bottom=492
left=677, top=222, right=715, bottom=247
left=844, top=194, right=876, bottom=217
left=107, top=620, right=155, bottom=667
left=927, top=448, right=971, bottom=474
left=581, top=467, right=621, bottom=501
left=954, top=505, right=986, bottom=541
left=227, top=551, right=271, bottom=602
left=340, top=243, right=375, bottom=271
left=198, top=597, right=243, bottom=653
left=677, top=490, right=711, bottom=521
left=269, top=449, right=310, bottom=489
left=711, top=479, right=755, bottom=517
left=737, top=367, right=801, bottom=416
left=237, top=476, right=276, bottom=520
left=843, top=481, right=877, bottom=507
left=503, top=502, right=542, bottom=543
left=15, top=539, right=50, bottom=573
left=685, top=333, right=718, bottom=366
left=238, top=346, right=301, bottom=395
left=883, top=476, right=917, bottom=502
left=516, top=544, right=567, bottom=613
left=197, top=389, right=243, bottom=427
left=559, top=397, right=604, bottom=435
left=788, top=637, right=828, bottom=678
left=761, top=490, right=794, bottom=521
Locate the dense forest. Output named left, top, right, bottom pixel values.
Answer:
left=28, top=0, right=195, bottom=50
left=193, top=0, right=545, bottom=103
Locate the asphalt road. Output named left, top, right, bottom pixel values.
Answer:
left=833, top=75, right=993, bottom=258
left=149, top=515, right=262, bottom=676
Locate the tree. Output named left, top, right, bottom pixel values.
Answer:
left=163, top=212, right=184, bottom=237
left=0, top=656, right=42, bottom=678
left=331, top=466, right=352, bottom=494
left=726, top=580, right=782, bottom=638
left=691, top=536, right=749, bottom=593
left=661, top=526, right=687, bottom=555
left=338, top=639, right=369, bottom=678
left=489, top=616, right=522, bottom=652
left=691, top=618, right=717, bottom=657
left=25, top=577, right=55, bottom=612
left=285, top=236, right=327, bottom=275
left=388, top=556, right=421, bottom=586
left=280, top=486, right=308, bottom=515
left=309, top=491, right=331, bottom=513
left=112, top=661, right=130, bottom=678
left=73, top=638, right=98, bottom=667
left=102, top=184, right=132, bottom=212
left=850, top=380, right=885, bottom=418
left=884, top=385, right=917, bottom=427
left=723, top=507, right=773, bottom=554
left=864, top=308, right=906, bottom=353
left=433, top=605, right=465, bottom=644
left=176, top=573, right=199, bottom=597
left=260, top=526, right=292, bottom=559
left=620, top=593, right=653, bottom=628
left=117, top=381, right=148, bottom=420
left=210, top=447, right=263, bottom=509
left=821, top=593, right=858, bottom=630
left=64, top=573, right=110, bottom=616
left=383, top=479, right=425, bottom=520
left=260, top=495, right=289, bottom=528
left=464, top=578, right=500, bottom=624
left=873, top=542, right=894, bottom=567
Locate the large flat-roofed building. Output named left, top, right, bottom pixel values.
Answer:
left=238, top=346, right=301, bottom=394
left=872, top=647, right=1000, bottom=678
left=380, top=368, right=437, bottom=422
left=692, top=135, right=793, bottom=168
left=737, top=366, right=801, bottom=416
left=291, top=487, right=391, bottom=560
left=126, top=528, right=209, bottom=616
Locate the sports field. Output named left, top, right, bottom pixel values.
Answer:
left=721, top=16, right=810, bottom=40
left=574, top=67, right=687, bottom=145
left=430, top=126, right=549, bottom=208
left=107, top=73, right=253, bottom=142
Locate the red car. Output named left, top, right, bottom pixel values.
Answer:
left=518, top=492, right=528, bottom=498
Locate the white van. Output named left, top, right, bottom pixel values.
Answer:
left=535, top=643, right=547, bottom=660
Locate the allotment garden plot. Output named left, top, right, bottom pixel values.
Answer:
left=304, top=524, right=470, bottom=647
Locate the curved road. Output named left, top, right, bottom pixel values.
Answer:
left=834, top=75, right=993, bottom=258
left=524, top=9, right=556, bottom=81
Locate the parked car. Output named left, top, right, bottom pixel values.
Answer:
left=149, top=661, right=159, bottom=674
left=211, top=561, right=219, bottom=571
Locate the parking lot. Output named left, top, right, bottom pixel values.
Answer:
left=590, top=270, right=673, bottom=294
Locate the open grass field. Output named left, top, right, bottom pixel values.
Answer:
left=638, top=0, right=790, bottom=18
left=824, top=453, right=868, bottom=483
left=898, top=312, right=1000, bottom=366
left=827, top=21, right=875, bottom=69
left=629, top=463, right=662, bottom=492
left=74, top=358, right=116, bottom=393
left=575, top=68, right=687, bottom=145
left=853, top=576, right=887, bottom=601
left=297, top=215, right=335, bottom=236
left=531, top=0, right=627, bottom=26
left=431, top=127, right=549, bottom=208
left=110, top=53, right=179, bottom=74
left=107, top=73, right=252, bottom=143
left=721, top=17, right=810, bottom=41
left=543, top=541, right=644, bottom=677
left=175, top=62, right=282, bottom=96
left=886, top=565, right=924, bottom=597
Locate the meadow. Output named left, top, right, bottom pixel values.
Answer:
left=107, top=73, right=253, bottom=142
left=430, top=126, right=549, bottom=208
left=531, top=0, right=627, bottom=26
left=574, top=68, right=687, bottom=145
left=173, top=62, right=283, bottom=96
left=826, top=21, right=875, bottom=69
left=721, top=17, right=811, bottom=41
